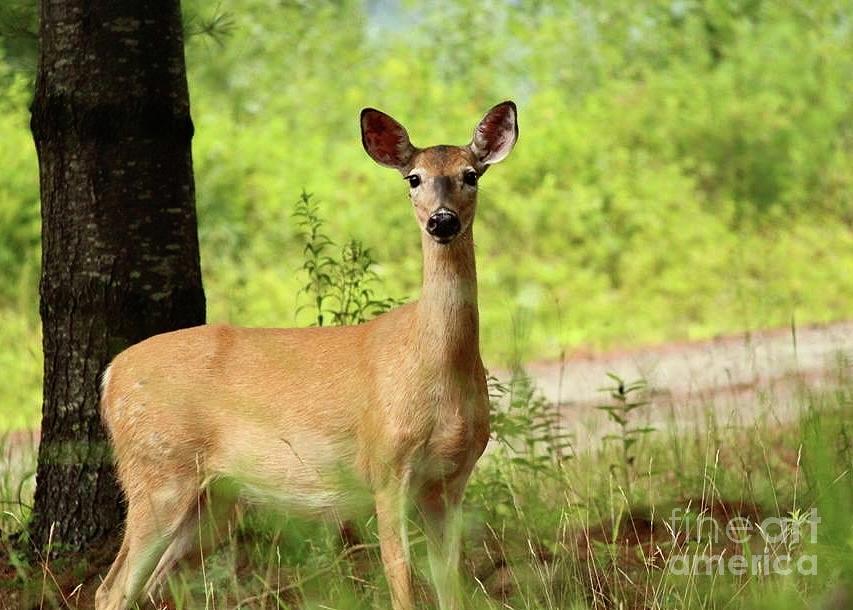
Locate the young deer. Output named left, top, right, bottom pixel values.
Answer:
left=95, top=101, right=518, bottom=610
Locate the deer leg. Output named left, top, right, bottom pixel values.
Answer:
left=95, top=537, right=129, bottom=610
left=420, top=480, right=466, bottom=610
left=97, top=509, right=171, bottom=610
left=139, top=502, right=199, bottom=604
left=376, top=485, right=413, bottom=610
left=142, top=487, right=236, bottom=602
left=96, top=484, right=197, bottom=610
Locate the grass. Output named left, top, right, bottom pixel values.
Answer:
left=1, top=359, right=850, bottom=609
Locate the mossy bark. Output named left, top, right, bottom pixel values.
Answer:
left=29, top=0, right=205, bottom=552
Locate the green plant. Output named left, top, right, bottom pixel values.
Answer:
left=489, top=369, right=574, bottom=476
left=293, top=190, right=335, bottom=327
left=596, top=372, right=654, bottom=497
left=328, top=238, right=402, bottom=326
left=293, top=190, right=400, bottom=327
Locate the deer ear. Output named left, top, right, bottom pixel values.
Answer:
left=470, top=101, right=518, bottom=166
left=361, top=108, right=415, bottom=171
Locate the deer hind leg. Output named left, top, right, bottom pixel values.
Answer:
left=95, top=537, right=129, bottom=610
left=142, top=485, right=237, bottom=603
left=95, top=481, right=198, bottom=610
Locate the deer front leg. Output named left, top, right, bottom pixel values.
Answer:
left=420, top=481, right=466, bottom=610
left=376, top=486, right=414, bottom=610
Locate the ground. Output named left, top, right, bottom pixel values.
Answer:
left=517, top=320, right=852, bottom=447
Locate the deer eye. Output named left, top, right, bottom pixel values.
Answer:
left=463, top=170, right=479, bottom=187
left=405, top=174, right=421, bottom=188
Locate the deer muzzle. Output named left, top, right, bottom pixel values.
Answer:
left=426, top=208, right=461, bottom=243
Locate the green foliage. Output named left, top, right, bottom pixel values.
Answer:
left=0, top=309, right=40, bottom=430
left=293, top=190, right=336, bottom=327
left=489, top=370, right=573, bottom=476
left=1, top=1, right=853, bottom=427
left=595, top=373, right=654, bottom=497
left=293, top=190, right=400, bottom=327
left=0, top=0, right=37, bottom=74
left=0, top=58, right=38, bottom=306
left=0, top=51, right=39, bottom=431
left=181, top=0, right=853, bottom=359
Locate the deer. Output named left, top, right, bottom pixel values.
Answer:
left=94, top=101, right=518, bottom=610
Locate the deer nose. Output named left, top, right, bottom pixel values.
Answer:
left=426, top=208, right=461, bottom=243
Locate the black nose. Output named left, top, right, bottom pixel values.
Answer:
left=426, top=209, right=461, bottom=242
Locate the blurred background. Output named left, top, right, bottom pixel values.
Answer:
left=1, top=0, right=851, bottom=429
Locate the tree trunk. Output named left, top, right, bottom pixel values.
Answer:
left=29, top=0, right=205, bottom=552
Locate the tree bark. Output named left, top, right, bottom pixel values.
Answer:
left=30, top=0, right=205, bottom=552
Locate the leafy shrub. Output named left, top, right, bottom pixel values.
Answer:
left=293, top=190, right=400, bottom=327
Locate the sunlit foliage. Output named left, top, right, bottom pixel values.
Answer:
left=1, top=0, right=851, bottom=427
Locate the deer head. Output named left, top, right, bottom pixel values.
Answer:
left=361, top=101, right=518, bottom=244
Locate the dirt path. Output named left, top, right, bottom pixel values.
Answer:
left=498, top=321, right=852, bottom=449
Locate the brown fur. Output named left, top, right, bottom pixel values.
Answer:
left=95, top=102, right=517, bottom=610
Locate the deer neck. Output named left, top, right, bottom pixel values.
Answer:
left=415, top=226, right=480, bottom=368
